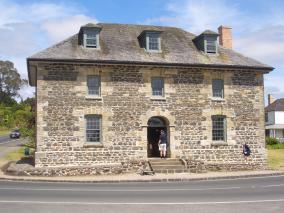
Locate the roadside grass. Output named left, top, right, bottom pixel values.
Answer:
left=267, top=143, right=284, bottom=150
left=0, top=129, right=10, bottom=136
left=4, top=147, right=25, bottom=161
left=267, top=149, right=284, bottom=171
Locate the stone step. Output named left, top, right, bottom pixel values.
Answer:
left=150, top=160, right=183, bottom=166
left=150, top=165, right=185, bottom=170
left=148, top=158, right=188, bottom=174
left=154, top=169, right=190, bottom=174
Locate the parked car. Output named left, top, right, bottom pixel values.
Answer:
left=10, top=129, right=21, bottom=139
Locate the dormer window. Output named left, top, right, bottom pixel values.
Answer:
left=193, top=30, right=218, bottom=54
left=148, top=33, right=160, bottom=51
left=205, top=38, right=217, bottom=54
left=84, top=29, right=100, bottom=48
left=138, top=31, right=162, bottom=52
left=79, top=24, right=101, bottom=49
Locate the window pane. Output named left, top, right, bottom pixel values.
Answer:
left=212, top=79, right=224, bottom=98
left=152, top=78, right=164, bottom=96
left=86, top=116, right=101, bottom=142
left=212, top=116, right=226, bottom=141
left=149, top=34, right=159, bottom=50
left=87, top=76, right=100, bottom=96
left=85, top=30, right=98, bottom=47
left=206, top=40, right=216, bottom=53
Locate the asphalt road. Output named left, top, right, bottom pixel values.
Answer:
left=0, top=135, right=10, bottom=144
left=0, top=135, right=25, bottom=159
left=0, top=175, right=283, bottom=213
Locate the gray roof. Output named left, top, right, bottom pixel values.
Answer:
left=28, top=23, right=273, bottom=71
left=265, top=99, right=284, bottom=112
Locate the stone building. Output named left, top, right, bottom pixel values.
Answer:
left=27, top=23, right=273, bottom=175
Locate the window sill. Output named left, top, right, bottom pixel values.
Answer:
left=150, top=96, right=166, bottom=101
left=83, top=143, right=104, bottom=148
left=85, top=96, right=102, bottom=100
left=210, top=97, right=225, bottom=102
left=211, top=141, right=228, bottom=146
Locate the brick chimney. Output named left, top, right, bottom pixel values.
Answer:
left=268, top=94, right=275, bottom=105
left=218, top=26, right=232, bottom=49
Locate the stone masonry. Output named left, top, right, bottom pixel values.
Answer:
left=34, top=61, right=267, bottom=175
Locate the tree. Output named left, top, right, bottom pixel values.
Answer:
left=0, top=60, right=27, bottom=101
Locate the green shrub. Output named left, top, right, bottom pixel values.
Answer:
left=266, top=137, right=279, bottom=145
left=267, top=143, right=284, bottom=150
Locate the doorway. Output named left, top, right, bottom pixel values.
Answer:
left=147, top=116, right=169, bottom=158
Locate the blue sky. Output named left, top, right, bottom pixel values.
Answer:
left=0, top=0, right=284, bottom=103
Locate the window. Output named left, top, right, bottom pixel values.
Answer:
left=212, top=79, right=224, bottom=98
left=265, top=113, right=268, bottom=122
left=148, top=34, right=159, bottom=50
left=212, top=116, right=226, bottom=141
left=87, top=75, right=101, bottom=96
left=85, top=115, right=101, bottom=142
left=205, top=37, right=217, bottom=54
left=84, top=29, right=99, bottom=48
left=152, top=77, right=164, bottom=96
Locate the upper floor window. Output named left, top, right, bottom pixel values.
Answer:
left=148, top=33, right=160, bottom=51
left=138, top=31, right=162, bottom=52
left=85, top=115, right=101, bottom=143
left=212, top=115, right=226, bottom=141
left=205, top=38, right=217, bottom=54
left=152, top=77, right=164, bottom=96
left=212, top=79, right=224, bottom=98
left=87, top=75, right=101, bottom=96
left=265, top=113, right=268, bottom=122
left=84, top=29, right=100, bottom=48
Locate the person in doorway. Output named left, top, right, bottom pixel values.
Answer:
left=158, top=130, right=167, bottom=159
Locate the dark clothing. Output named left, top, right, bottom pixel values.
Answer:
left=160, top=133, right=167, bottom=144
left=243, top=144, right=251, bottom=156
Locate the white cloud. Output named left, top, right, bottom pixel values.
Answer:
left=144, top=0, right=284, bottom=100
left=0, top=0, right=98, bottom=99
left=42, top=15, right=98, bottom=43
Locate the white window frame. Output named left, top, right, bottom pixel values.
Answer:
left=85, top=115, right=102, bottom=143
left=151, top=77, right=164, bottom=97
left=212, top=79, right=224, bottom=98
left=83, top=29, right=100, bottom=49
left=212, top=115, right=227, bottom=142
left=87, top=75, right=101, bottom=97
left=146, top=32, right=161, bottom=52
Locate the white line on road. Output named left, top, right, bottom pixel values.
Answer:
left=0, top=199, right=284, bottom=205
left=0, top=183, right=283, bottom=192
left=0, top=186, right=242, bottom=192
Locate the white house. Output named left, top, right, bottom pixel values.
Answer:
left=265, top=95, right=284, bottom=141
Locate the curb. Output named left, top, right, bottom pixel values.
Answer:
left=0, top=171, right=284, bottom=183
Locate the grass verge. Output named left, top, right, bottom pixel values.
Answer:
left=267, top=149, right=284, bottom=170
left=4, top=147, right=25, bottom=161
left=0, top=129, right=10, bottom=136
left=267, top=143, right=284, bottom=149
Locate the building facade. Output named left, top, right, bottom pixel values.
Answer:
left=265, top=96, right=284, bottom=142
left=27, top=23, right=273, bottom=175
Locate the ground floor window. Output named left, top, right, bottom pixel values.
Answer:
left=85, top=115, right=101, bottom=142
left=212, top=115, right=226, bottom=141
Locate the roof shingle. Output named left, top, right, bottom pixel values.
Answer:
left=28, top=23, right=273, bottom=71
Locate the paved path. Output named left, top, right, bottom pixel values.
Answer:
left=0, top=136, right=25, bottom=159
left=0, top=175, right=283, bottom=212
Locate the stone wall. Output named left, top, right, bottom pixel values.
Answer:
left=35, top=62, right=267, bottom=172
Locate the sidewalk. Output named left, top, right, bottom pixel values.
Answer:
left=1, top=160, right=283, bottom=183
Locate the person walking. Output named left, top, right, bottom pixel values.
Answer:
left=158, top=130, right=167, bottom=159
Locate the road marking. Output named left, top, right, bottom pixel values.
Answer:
left=0, top=199, right=284, bottom=205
left=0, top=186, right=242, bottom=192
left=0, top=183, right=284, bottom=192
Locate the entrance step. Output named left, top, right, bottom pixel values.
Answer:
left=148, top=158, right=189, bottom=174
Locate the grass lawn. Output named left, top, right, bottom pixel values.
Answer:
left=267, top=149, right=284, bottom=171
left=0, top=129, right=10, bottom=136
left=4, top=147, right=25, bottom=161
